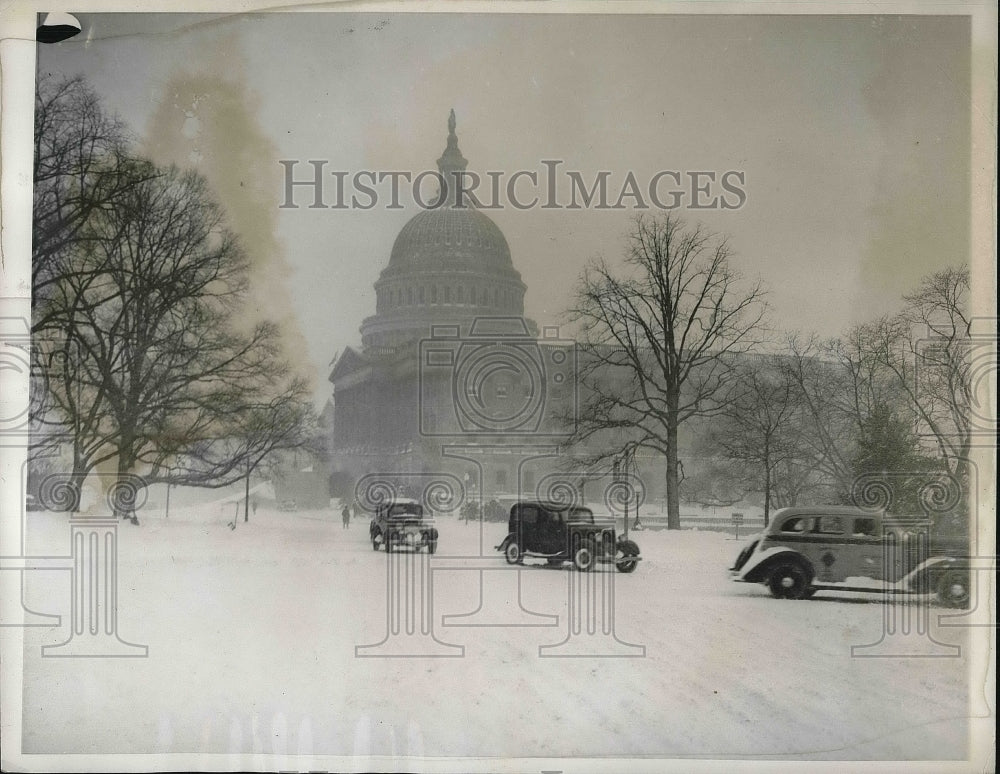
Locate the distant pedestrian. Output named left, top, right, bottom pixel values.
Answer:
left=252, top=498, right=259, bottom=516
left=341, top=504, right=351, bottom=529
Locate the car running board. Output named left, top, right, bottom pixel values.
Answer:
left=810, top=584, right=922, bottom=594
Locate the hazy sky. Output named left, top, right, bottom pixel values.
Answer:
left=36, top=12, right=972, bottom=399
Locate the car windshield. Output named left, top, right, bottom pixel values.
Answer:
left=563, top=507, right=594, bottom=523
left=388, top=503, right=423, bottom=518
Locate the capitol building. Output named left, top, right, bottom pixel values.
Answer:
left=325, top=113, right=668, bottom=507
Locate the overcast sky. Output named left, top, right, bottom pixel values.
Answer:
left=36, top=11, right=972, bottom=398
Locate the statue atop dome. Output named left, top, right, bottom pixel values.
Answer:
left=437, top=108, right=468, bottom=178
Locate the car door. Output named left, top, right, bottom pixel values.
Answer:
left=811, top=515, right=848, bottom=582
left=850, top=516, right=885, bottom=581
left=518, top=504, right=543, bottom=553
left=538, top=508, right=565, bottom=555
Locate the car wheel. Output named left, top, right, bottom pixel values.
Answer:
left=371, top=532, right=380, bottom=551
left=936, top=569, right=971, bottom=609
left=505, top=540, right=522, bottom=565
left=615, top=540, right=639, bottom=573
left=767, top=562, right=811, bottom=599
left=427, top=539, right=437, bottom=555
left=384, top=532, right=394, bottom=553
left=572, top=538, right=596, bottom=572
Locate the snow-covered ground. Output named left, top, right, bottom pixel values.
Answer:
left=11, top=497, right=987, bottom=769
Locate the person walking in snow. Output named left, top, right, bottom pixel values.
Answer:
left=341, top=504, right=351, bottom=529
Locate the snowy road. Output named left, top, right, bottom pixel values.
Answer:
left=17, top=506, right=981, bottom=765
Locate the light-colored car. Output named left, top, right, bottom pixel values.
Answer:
left=730, top=506, right=970, bottom=607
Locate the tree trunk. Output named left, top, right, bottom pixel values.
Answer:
left=244, top=462, right=251, bottom=522
left=66, top=457, right=89, bottom=513
left=115, top=435, right=139, bottom=525
left=665, top=425, right=681, bottom=529
left=763, top=469, right=771, bottom=527
left=762, top=441, right=771, bottom=527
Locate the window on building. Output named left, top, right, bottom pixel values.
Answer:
left=444, top=285, right=451, bottom=303
left=431, top=285, right=438, bottom=304
left=419, top=286, right=425, bottom=304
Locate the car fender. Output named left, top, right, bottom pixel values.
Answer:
left=495, top=533, right=514, bottom=553
left=738, top=546, right=813, bottom=584
left=902, top=554, right=967, bottom=591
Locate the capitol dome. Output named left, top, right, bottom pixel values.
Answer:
left=360, top=111, right=530, bottom=351
left=384, top=207, right=514, bottom=274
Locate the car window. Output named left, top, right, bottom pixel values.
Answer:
left=816, top=515, right=844, bottom=535
left=853, top=518, right=878, bottom=537
left=388, top=503, right=422, bottom=517
left=780, top=517, right=809, bottom=533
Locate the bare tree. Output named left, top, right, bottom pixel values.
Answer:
left=779, top=330, right=893, bottom=497
left=568, top=213, right=768, bottom=529
left=710, top=357, right=803, bottom=525
left=32, top=75, right=156, bottom=336
left=31, top=76, right=158, bottom=505
left=880, top=266, right=972, bottom=478
left=781, top=298, right=959, bottom=512
left=147, top=376, right=318, bottom=522
left=36, top=160, right=311, bottom=523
